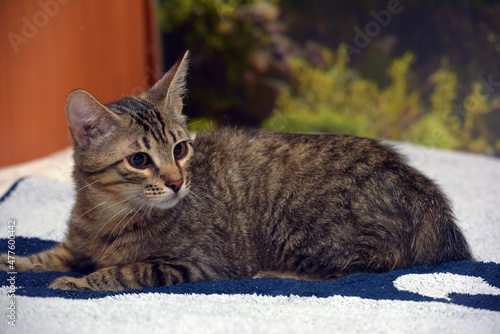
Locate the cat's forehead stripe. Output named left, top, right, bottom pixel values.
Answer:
left=169, top=131, right=177, bottom=143
left=142, top=137, right=151, bottom=150
left=106, top=97, right=167, bottom=143
left=153, top=109, right=167, bottom=139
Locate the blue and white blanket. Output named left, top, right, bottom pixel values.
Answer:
left=0, top=142, right=499, bottom=333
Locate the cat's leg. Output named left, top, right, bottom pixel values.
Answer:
left=49, top=261, right=196, bottom=291
left=0, top=242, right=85, bottom=272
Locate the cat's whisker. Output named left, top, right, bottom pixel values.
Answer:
left=188, top=190, right=201, bottom=200
left=88, top=194, right=142, bottom=242
left=184, top=194, right=196, bottom=209
left=191, top=185, right=226, bottom=210
left=90, top=205, right=131, bottom=242
left=108, top=207, right=137, bottom=241
left=147, top=197, right=157, bottom=217
left=116, top=203, right=146, bottom=238
left=116, top=188, right=144, bottom=194
left=185, top=193, right=197, bottom=209
left=186, top=119, right=206, bottom=128
left=78, top=201, right=108, bottom=219
left=186, top=192, right=202, bottom=210
left=113, top=211, right=136, bottom=240
left=147, top=202, right=155, bottom=218
left=138, top=199, right=155, bottom=222
left=89, top=196, right=139, bottom=219
left=199, top=192, right=225, bottom=210
left=75, top=177, right=103, bottom=193
left=191, top=184, right=220, bottom=199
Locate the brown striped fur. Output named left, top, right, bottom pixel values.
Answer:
left=0, top=51, right=472, bottom=290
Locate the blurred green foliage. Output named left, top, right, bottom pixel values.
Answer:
left=157, top=0, right=500, bottom=155
left=263, top=47, right=500, bottom=154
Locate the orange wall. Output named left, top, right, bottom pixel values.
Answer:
left=0, top=0, right=159, bottom=167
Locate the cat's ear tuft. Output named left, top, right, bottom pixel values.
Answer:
left=66, top=90, right=119, bottom=150
left=140, top=50, right=189, bottom=115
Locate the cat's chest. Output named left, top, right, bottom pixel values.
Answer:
left=88, top=232, right=156, bottom=268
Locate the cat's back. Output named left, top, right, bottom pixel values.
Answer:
left=191, top=127, right=398, bottom=172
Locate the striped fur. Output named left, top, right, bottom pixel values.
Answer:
left=0, top=51, right=472, bottom=290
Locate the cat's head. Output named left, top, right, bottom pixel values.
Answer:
left=66, top=51, right=192, bottom=211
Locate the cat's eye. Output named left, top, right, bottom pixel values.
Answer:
left=128, top=152, right=150, bottom=169
left=173, top=142, right=188, bottom=160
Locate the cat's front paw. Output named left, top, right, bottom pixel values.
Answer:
left=49, top=276, right=92, bottom=291
left=0, top=254, right=11, bottom=271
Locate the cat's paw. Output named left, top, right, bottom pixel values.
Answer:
left=0, top=254, right=46, bottom=272
left=0, top=254, right=11, bottom=271
left=49, top=276, right=92, bottom=291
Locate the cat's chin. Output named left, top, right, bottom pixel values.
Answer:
left=150, top=190, right=188, bottom=210
left=152, top=197, right=182, bottom=210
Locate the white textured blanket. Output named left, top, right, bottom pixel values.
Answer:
left=0, top=142, right=499, bottom=334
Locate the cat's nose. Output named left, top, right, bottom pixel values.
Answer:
left=166, top=179, right=183, bottom=193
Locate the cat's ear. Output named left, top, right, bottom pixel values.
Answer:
left=140, top=51, right=189, bottom=115
left=66, top=90, right=120, bottom=150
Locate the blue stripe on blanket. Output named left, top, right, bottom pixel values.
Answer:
left=0, top=177, right=26, bottom=205
left=1, top=237, right=499, bottom=312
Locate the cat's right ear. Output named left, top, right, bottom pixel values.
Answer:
left=140, top=51, right=189, bottom=116
left=66, top=90, right=120, bottom=150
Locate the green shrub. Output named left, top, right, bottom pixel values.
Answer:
left=263, top=46, right=500, bottom=155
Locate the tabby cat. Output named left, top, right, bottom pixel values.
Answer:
left=0, top=52, right=472, bottom=291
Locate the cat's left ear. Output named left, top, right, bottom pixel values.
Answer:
left=66, top=90, right=121, bottom=150
left=140, top=51, right=189, bottom=116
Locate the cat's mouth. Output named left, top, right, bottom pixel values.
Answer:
left=146, top=187, right=189, bottom=210
left=151, top=194, right=181, bottom=209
